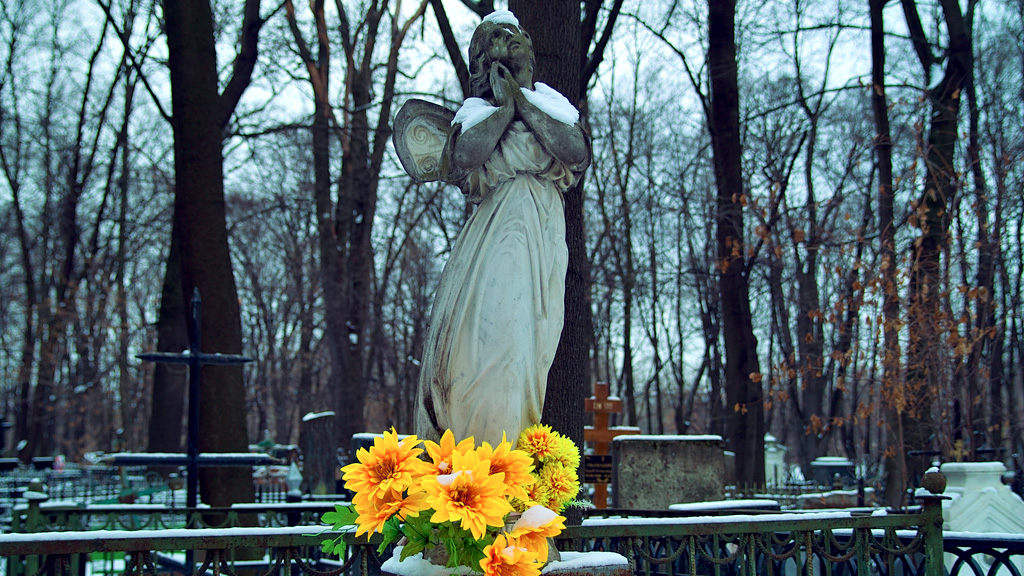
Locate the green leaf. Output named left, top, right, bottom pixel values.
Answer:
left=403, top=513, right=432, bottom=542
left=321, top=534, right=348, bottom=558
left=322, top=504, right=359, bottom=528
left=400, top=540, right=426, bottom=561
left=444, top=538, right=459, bottom=568
left=379, top=517, right=404, bottom=554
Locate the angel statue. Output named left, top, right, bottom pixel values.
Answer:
left=393, top=10, right=590, bottom=447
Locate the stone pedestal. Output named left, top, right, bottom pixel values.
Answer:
left=939, top=461, right=1024, bottom=532
left=612, top=435, right=725, bottom=509
left=937, top=462, right=1024, bottom=576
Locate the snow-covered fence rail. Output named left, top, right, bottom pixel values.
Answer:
left=0, top=497, right=949, bottom=576
left=0, top=525, right=369, bottom=576
left=9, top=501, right=341, bottom=532
left=556, top=494, right=947, bottom=576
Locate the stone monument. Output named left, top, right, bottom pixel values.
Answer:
left=386, top=15, right=625, bottom=576
left=393, top=10, right=590, bottom=448
left=612, top=435, right=726, bottom=509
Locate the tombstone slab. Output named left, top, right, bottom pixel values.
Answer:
left=612, top=435, right=725, bottom=509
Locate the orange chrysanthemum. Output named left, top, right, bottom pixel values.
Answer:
left=423, top=429, right=475, bottom=475
left=341, top=429, right=430, bottom=501
left=509, top=505, right=566, bottom=559
left=352, top=488, right=429, bottom=537
left=422, top=449, right=512, bottom=540
left=477, top=435, right=535, bottom=502
left=480, top=533, right=541, bottom=576
left=516, top=425, right=559, bottom=462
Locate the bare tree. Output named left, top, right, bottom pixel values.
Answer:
left=894, top=0, right=973, bottom=504
left=284, top=0, right=429, bottom=451
left=708, top=0, right=765, bottom=487
left=158, top=0, right=267, bottom=506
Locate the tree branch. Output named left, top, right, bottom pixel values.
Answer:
left=457, top=0, right=493, bottom=19
left=219, top=0, right=269, bottom=128
left=94, top=0, right=171, bottom=123
left=429, top=0, right=470, bottom=98
left=899, top=0, right=936, bottom=80
left=580, top=0, right=625, bottom=99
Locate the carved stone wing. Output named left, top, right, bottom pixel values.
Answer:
left=393, top=99, right=456, bottom=183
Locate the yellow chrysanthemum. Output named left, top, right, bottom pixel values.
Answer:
left=509, top=505, right=566, bottom=559
left=517, top=425, right=559, bottom=462
left=422, top=449, right=512, bottom=539
left=477, top=434, right=535, bottom=501
left=547, top=436, right=581, bottom=470
left=352, top=488, right=430, bottom=537
left=341, top=429, right=430, bottom=501
left=522, top=479, right=550, bottom=511
left=538, top=462, right=579, bottom=512
left=423, top=429, right=475, bottom=475
left=480, top=533, right=541, bottom=576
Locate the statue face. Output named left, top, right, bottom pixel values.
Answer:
left=485, top=24, right=532, bottom=76
left=469, top=21, right=535, bottom=99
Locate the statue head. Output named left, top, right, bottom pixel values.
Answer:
left=468, top=11, right=535, bottom=100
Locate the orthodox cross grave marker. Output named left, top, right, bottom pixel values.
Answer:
left=583, top=382, right=639, bottom=509
left=112, top=290, right=276, bottom=513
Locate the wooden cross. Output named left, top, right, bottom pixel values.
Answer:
left=949, top=439, right=969, bottom=463
left=583, top=382, right=640, bottom=509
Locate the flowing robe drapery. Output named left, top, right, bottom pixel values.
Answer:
left=415, top=120, right=583, bottom=446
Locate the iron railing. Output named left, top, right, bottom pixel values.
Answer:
left=9, top=501, right=338, bottom=532
left=942, top=531, right=1024, bottom=576
left=0, top=525, right=363, bottom=576
left=0, top=496, right=949, bottom=576
left=4, top=490, right=1024, bottom=576
left=563, top=498, right=945, bottom=576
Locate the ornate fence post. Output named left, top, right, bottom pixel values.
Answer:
left=920, top=469, right=949, bottom=576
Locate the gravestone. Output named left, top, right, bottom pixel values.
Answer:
left=810, top=456, right=855, bottom=487
left=764, top=433, right=787, bottom=487
left=612, top=435, right=725, bottom=509
left=300, top=411, right=336, bottom=495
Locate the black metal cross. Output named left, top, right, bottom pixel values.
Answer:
left=132, top=288, right=259, bottom=510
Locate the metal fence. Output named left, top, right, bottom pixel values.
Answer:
left=0, top=496, right=949, bottom=576
left=2, top=490, right=1023, bottom=576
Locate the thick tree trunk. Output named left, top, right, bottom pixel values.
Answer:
left=901, top=0, right=971, bottom=500
left=162, top=0, right=254, bottom=508
left=300, top=412, right=337, bottom=494
left=510, top=0, right=590, bottom=460
left=335, top=70, right=375, bottom=449
left=707, top=0, right=764, bottom=488
left=149, top=236, right=187, bottom=456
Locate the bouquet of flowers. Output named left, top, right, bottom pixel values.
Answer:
left=320, top=425, right=581, bottom=576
